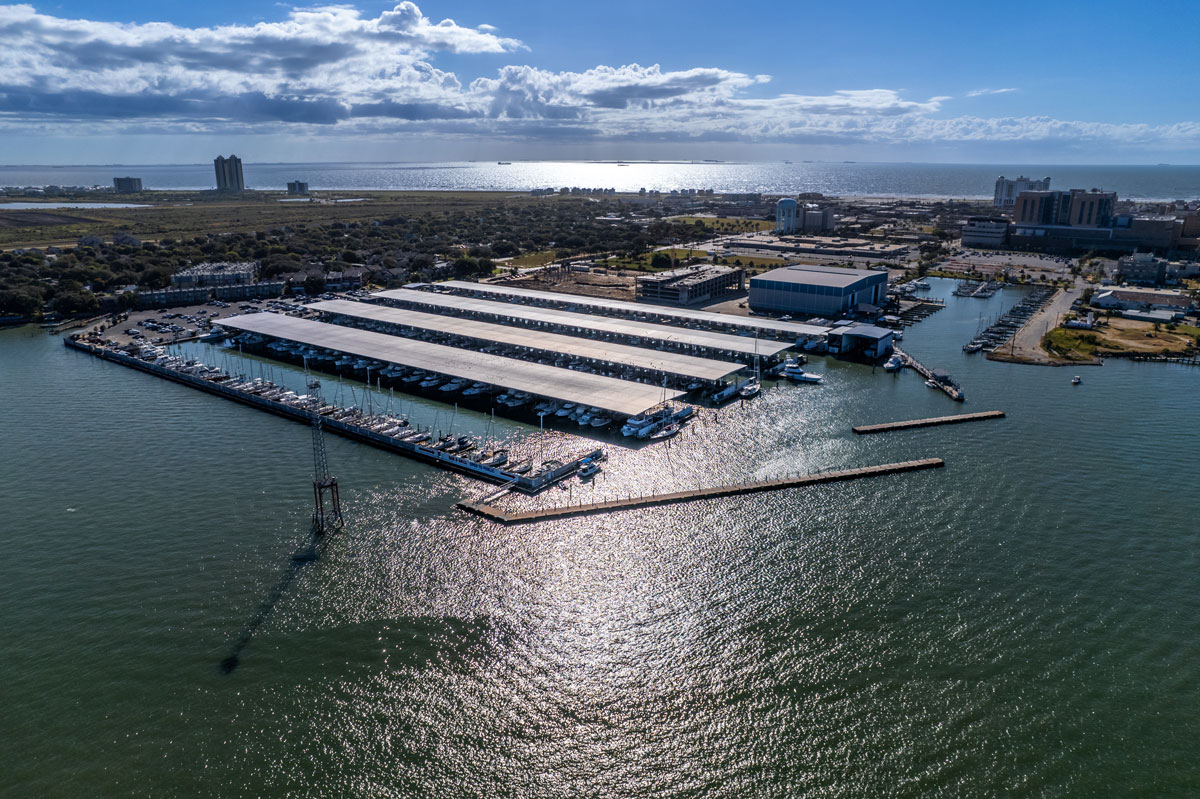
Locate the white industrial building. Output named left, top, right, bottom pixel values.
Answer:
left=748, top=265, right=888, bottom=317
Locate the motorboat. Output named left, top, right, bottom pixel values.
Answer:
left=883, top=354, right=903, bottom=371
left=1072, top=375, right=1082, bottom=385
left=578, top=459, right=601, bottom=479
left=738, top=378, right=760, bottom=399
left=589, top=415, right=612, bottom=428
left=784, top=364, right=823, bottom=383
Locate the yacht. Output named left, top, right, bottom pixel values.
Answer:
left=883, top=354, right=903, bottom=371
left=784, top=363, right=823, bottom=383
left=589, top=415, right=612, bottom=428
left=738, top=378, right=760, bottom=399
left=620, top=404, right=674, bottom=436
left=577, top=459, right=602, bottom=479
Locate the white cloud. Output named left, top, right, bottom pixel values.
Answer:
left=0, top=4, right=1198, bottom=157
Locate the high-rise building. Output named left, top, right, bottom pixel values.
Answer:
left=112, top=176, right=143, bottom=193
left=994, top=175, right=1051, bottom=207
left=287, top=181, right=309, bottom=196
left=214, top=155, right=245, bottom=191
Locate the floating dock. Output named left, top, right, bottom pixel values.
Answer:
left=852, top=411, right=1005, bottom=434
left=894, top=345, right=965, bottom=401
left=65, top=338, right=597, bottom=493
left=457, top=458, right=945, bottom=524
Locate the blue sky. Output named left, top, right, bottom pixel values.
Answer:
left=4, top=1, right=1200, bottom=164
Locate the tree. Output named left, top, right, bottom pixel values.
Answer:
left=650, top=252, right=672, bottom=269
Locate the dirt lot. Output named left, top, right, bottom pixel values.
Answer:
left=500, top=267, right=638, bottom=301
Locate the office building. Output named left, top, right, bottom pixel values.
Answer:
left=1117, top=252, right=1167, bottom=286
left=961, top=216, right=1011, bottom=248
left=112, top=177, right=143, bottom=193
left=748, top=265, right=887, bottom=317
left=994, top=175, right=1051, bottom=207
left=214, top=155, right=245, bottom=191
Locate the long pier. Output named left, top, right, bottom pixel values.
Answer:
left=457, top=458, right=945, bottom=524
left=65, top=337, right=596, bottom=493
left=853, top=410, right=1004, bottom=434
left=894, top=345, right=965, bottom=401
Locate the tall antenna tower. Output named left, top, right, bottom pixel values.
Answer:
left=307, top=376, right=343, bottom=535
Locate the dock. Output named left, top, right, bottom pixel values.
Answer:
left=457, top=458, right=945, bottom=524
left=894, top=345, right=965, bottom=401
left=65, top=337, right=597, bottom=493
left=852, top=411, right=1004, bottom=434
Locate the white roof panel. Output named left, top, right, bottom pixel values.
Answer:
left=310, top=299, right=742, bottom=381
left=371, top=288, right=794, bottom=358
left=218, top=313, right=684, bottom=418
left=436, top=279, right=830, bottom=338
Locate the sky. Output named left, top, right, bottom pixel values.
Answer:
left=3, top=0, right=1200, bottom=165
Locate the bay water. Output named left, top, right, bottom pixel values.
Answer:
left=2, top=278, right=1199, bottom=796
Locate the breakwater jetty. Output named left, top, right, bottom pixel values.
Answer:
left=457, top=458, right=945, bottom=524
left=852, top=411, right=1005, bottom=434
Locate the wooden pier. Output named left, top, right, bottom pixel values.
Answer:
left=457, top=458, right=945, bottom=524
left=894, top=345, right=965, bottom=401
left=852, top=410, right=1004, bottom=435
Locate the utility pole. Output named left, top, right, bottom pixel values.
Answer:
left=307, top=376, right=343, bottom=535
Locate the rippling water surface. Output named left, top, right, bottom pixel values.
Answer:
left=3, top=279, right=1200, bottom=796
left=4, top=161, right=1200, bottom=199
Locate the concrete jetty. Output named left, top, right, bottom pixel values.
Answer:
left=457, top=458, right=945, bottom=524
left=852, top=411, right=1005, bottom=434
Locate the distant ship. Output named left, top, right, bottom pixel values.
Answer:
left=497, top=161, right=511, bottom=165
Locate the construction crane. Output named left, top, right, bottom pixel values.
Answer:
left=307, top=376, right=343, bottom=535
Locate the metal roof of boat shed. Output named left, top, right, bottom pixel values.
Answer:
left=370, top=289, right=793, bottom=358
left=310, top=299, right=742, bottom=382
left=218, top=313, right=684, bottom=418
left=436, top=280, right=831, bottom=338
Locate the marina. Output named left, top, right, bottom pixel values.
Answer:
left=458, top=458, right=946, bottom=523
left=434, top=280, right=831, bottom=341
left=216, top=313, right=685, bottom=419
left=370, top=288, right=795, bottom=361
left=63, top=337, right=601, bottom=493
left=308, top=299, right=743, bottom=387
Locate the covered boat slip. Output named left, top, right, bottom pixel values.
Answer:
left=370, top=289, right=793, bottom=359
left=436, top=280, right=831, bottom=340
left=218, top=313, right=685, bottom=418
left=309, top=299, right=742, bottom=383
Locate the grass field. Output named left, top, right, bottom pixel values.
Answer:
left=1043, top=318, right=1200, bottom=360
left=669, top=216, right=774, bottom=233
left=0, top=190, right=535, bottom=249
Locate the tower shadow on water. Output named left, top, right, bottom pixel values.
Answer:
left=220, top=374, right=344, bottom=675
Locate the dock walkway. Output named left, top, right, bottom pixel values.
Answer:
left=458, top=458, right=944, bottom=524
left=894, top=346, right=965, bottom=401
left=853, top=411, right=1004, bottom=434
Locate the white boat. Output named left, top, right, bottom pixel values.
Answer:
left=589, top=415, right=612, bottom=428
left=578, top=459, right=601, bottom=479
left=784, top=365, right=822, bottom=383
left=556, top=403, right=575, bottom=417
left=883, top=354, right=903, bottom=371
left=738, top=378, right=760, bottom=399
left=1072, top=375, right=1082, bottom=385
left=650, top=422, right=680, bottom=440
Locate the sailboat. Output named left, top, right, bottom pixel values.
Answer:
left=739, top=333, right=761, bottom=399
